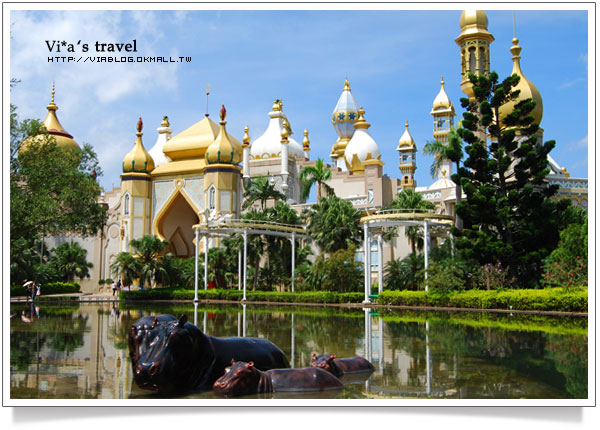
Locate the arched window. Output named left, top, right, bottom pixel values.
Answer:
left=468, top=47, right=476, bottom=74
left=123, top=194, right=130, bottom=216
left=208, top=185, right=216, bottom=211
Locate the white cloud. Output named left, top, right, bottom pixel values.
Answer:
left=574, top=135, right=588, bottom=149
left=558, top=77, right=585, bottom=90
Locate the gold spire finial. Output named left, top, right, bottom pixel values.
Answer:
left=137, top=117, right=143, bottom=134
left=219, top=104, right=226, bottom=123
left=272, top=99, right=282, bottom=112
left=243, top=125, right=250, bottom=145
left=281, top=124, right=289, bottom=140
left=205, top=84, right=211, bottom=118
left=161, top=116, right=170, bottom=127
left=51, top=81, right=55, bottom=103
left=344, top=78, right=351, bottom=91
left=405, top=120, right=409, bottom=129
left=440, top=76, right=444, bottom=86
left=510, top=37, right=522, bottom=59
left=302, top=129, right=310, bottom=149
left=46, top=82, right=58, bottom=111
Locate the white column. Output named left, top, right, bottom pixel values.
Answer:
left=291, top=232, right=295, bottom=292
left=377, top=233, right=383, bottom=294
left=363, top=223, right=370, bottom=303
left=424, top=221, right=429, bottom=292
left=243, top=146, right=250, bottom=178
left=243, top=229, right=248, bottom=301
left=204, top=235, right=208, bottom=291
left=379, top=317, right=384, bottom=371
left=291, top=313, right=295, bottom=368
left=281, top=141, right=289, bottom=176
left=203, top=311, right=207, bottom=333
left=194, top=230, right=199, bottom=302
left=426, top=321, right=431, bottom=395
left=238, top=249, right=242, bottom=290
left=193, top=301, right=198, bottom=327
left=242, top=303, right=247, bottom=337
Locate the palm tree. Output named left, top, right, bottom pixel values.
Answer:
left=423, top=129, right=465, bottom=229
left=242, top=176, right=286, bottom=211
left=48, top=241, right=93, bottom=282
left=129, top=235, right=169, bottom=289
left=299, top=158, right=333, bottom=202
left=384, top=189, right=435, bottom=254
left=110, top=252, right=140, bottom=287
left=306, top=194, right=362, bottom=253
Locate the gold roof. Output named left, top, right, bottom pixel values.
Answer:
left=431, top=77, right=454, bottom=112
left=456, top=9, right=494, bottom=43
left=498, top=38, right=543, bottom=127
left=205, top=105, right=242, bottom=165
left=162, top=115, right=220, bottom=160
left=353, top=107, right=370, bottom=130
left=397, top=120, right=416, bottom=150
left=20, top=83, right=80, bottom=154
left=122, top=117, right=155, bottom=173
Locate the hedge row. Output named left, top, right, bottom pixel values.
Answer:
left=10, top=282, right=81, bottom=297
left=377, top=288, right=588, bottom=313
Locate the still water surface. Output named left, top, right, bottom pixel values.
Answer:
left=10, top=301, right=588, bottom=400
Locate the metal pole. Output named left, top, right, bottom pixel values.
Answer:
left=242, top=303, right=247, bottom=337
left=377, top=233, right=383, bottom=294
left=424, top=221, right=429, bottom=292
left=238, top=249, right=242, bottom=290
left=363, top=223, right=370, bottom=303
left=204, top=235, right=208, bottom=291
left=203, top=311, right=207, bottom=334
left=243, top=229, right=247, bottom=301
left=194, top=230, right=199, bottom=302
left=193, top=301, right=198, bottom=327
left=291, top=232, right=295, bottom=292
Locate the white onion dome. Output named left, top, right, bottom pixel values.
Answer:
left=123, top=117, right=155, bottom=173
left=498, top=38, right=543, bottom=127
left=332, top=79, right=359, bottom=139
left=397, top=120, right=416, bottom=150
left=250, top=99, right=304, bottom=159
left=431, top=77, right=455, bottom=115
left=148, top=116, right=173, bottom=167
left=205, top=105, right=242, bottom=165
left=344, top=107, right=381, bottom=172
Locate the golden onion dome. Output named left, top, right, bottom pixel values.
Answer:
left=459, top=10, right=489, bottom=32
left=20, top=83, right=80, bottom=154
left=205, top=105, right=242, bottom=165
left=122, top=117, right=155, bottom=173
left=397, top=120, right=416, bottom=150
left=498, top=38, right=543, bottom=127
left=432, top=77, right=453, bottom=111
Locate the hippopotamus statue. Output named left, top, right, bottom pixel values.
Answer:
left=311, top=353, right=375, bottom=378
left=129, top=314, right=289, bottom=393
left=213, top=360, right=344, bottom=397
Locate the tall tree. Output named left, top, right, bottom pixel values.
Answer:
left=129, top=235, right=169, bottom=288
left=423, top=129, right=465, bottom=229
left=110, top=252, right=141, bottom=288
left=299, top=158, right=333, bottom=202
left=48, top=241, right=93, bottom=283
left=306, top=194, right=361, bottom=253
left=242, top=176, right=286, bottom=211
left=454, top=72, right=569, bottom=287
left=384, top=189, right=435, bottom=254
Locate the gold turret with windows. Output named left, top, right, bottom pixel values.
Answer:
left=397, top=120, right=417, bottom=190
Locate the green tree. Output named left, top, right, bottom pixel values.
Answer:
left=129, top=235, right=169, bottom=289
left=48, top=241, right=93, bottom=283
left=242, top=176, right=286, bottom=211
left=383, top=254, right=424, bottom=291
left=454, top=72, right=569, bottom=288
left=305, top=194, right=362, bottom=253
left=299, top=158, right=333, bottom=202
left=423, top=129, right=465, bottom=229
left=301, top=245, right=363, bottom=292
left=384, top=189, right=435, bottom=254
left=110, top=252, right=140, bottom=287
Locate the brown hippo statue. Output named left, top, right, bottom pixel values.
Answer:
left=213, top=360, right=344, bottom=397
left=129, top=314, right=289, bottom=394
left=311, top=353, right=375, bottom=378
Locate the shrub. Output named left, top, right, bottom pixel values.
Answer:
left=473, top=262, right=515, bottom=290
left=383, top=254, right=423, bottom=290
left=422, top=260, right=466, bottom=295
left=11, top=281, right=81, bottom=296
left=301, top=245, right=362, bottom=293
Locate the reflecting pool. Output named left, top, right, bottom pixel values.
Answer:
left=10, top=301, right=588, bottom=399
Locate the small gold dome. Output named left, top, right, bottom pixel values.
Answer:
left=432, top=77, right=453, bottom=111
left=122, top=117, right=155, bottom=173
left=498, top=38, right=543, bottom=127
left=459, top=10, right=489, bottom=31
left=205, top=105, right=242, bottom=164
left=397, top=120, right=416, bottom=150
left=20, top=83, right=80, bottom=154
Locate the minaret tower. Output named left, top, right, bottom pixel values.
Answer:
left=120, top=117, right=155, bottom=252
left=396, top=121, right=417, bottom=190
left=430, top=76, right=456, bottom=181
left=330, top=79, right=360, bottom=170
left=455, top=10, right=494, bottom=100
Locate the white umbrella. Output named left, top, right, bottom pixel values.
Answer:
left=23, top=280, right=34, bottom=287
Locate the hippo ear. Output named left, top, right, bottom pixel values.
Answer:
left=247, top=361, right=254, bottom=368
left=231, top=358, right=236, bottom=365
left=331, top=354, right=337, bottom=359
left=311, top=352, right=316, bottom=360
left=178, top=314, right=187, bottom=328
left=152, top=316, right=158, bottom=328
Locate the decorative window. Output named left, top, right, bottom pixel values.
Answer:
left=468, top=47, right=476, bottom=73
left=368, top=189, right=374, bottom=204
left=370, top=239, right=379, bottom=271
left=123, top=194, right=130, bottom=216
left=208, top=185, right=216, bottom=211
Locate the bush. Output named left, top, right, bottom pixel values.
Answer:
left=473, top=262, right=515, bottom=290
left=10, top=281, right=80, bottom=296
left=383, top=254, right=423, bottom=290
left=299, top=245, right=362, bottom=292
left=422, top=260, right=466, bottom=295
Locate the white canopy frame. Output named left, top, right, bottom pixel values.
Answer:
left=192, top=219, right=308, bottom=302
left=360, top=210, right=454, bottom=303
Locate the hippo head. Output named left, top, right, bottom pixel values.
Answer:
left=129, top=314, right=205, bottom=393
left=213, top=360, right=259, bottom=397
left=311, top=353, right=341, bottom=377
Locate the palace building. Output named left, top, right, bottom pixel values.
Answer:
left=30, top=10, right=587, bottom=292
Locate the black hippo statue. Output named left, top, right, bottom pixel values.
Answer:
left=311, top=353, right=375, bottom=378
left=213, top=360, right=344, bottom=397
left=128, top=314, right=289, bottom=393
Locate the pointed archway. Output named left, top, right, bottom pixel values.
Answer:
left=154, top=191, right=199, bottom=258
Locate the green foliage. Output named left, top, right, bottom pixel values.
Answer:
left=473, top=262, right=516, bottom=290
left=128, top=235, right=169, bottom=288
left=454, top=72, right=568, bottom=288
left=10, top=281, right=80, bottom=296
left=242, top=176, right=286, bottom=210
left=299, top=246, right=362, bottom=292
left=299, top=158, right=333, bottom=201
left=48, top=242, right=93, bottom=283
left=110, top=252, right=141, bottom=287
left=305, top=194, right=362, bottom=253
left=383, top=254, right=424, bottom=290
left=422, top=260, right=467, bottom=295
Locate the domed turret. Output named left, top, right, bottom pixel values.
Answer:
left=20, top=83, right=80, bottom=154
left=122, top=117, right=155, bottom=173
left=250, top=99, right=304, bottom=159
left=497, top=38, right=543, bottom=127
left=205, top=105, right=242, bottom=164
left=397, top=120, right=417, bottom=190
left=330, top=79, right=360, bottom=169
left=148, top=116, right=173, bottom=167
left=459, top=10, right=490, bottom=34
left=431, top=77, right=454, bottom=113
left=162, top=114, right=220, bottom=160
left=344, top=107, right=381, bottom=173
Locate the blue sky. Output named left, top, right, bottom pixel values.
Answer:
left=9, top=6, right=590, bottom=198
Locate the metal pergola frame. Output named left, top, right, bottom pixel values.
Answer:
left=360, top=210, right=455, bottom=303
left=192, top=220, right=308, bottom=301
